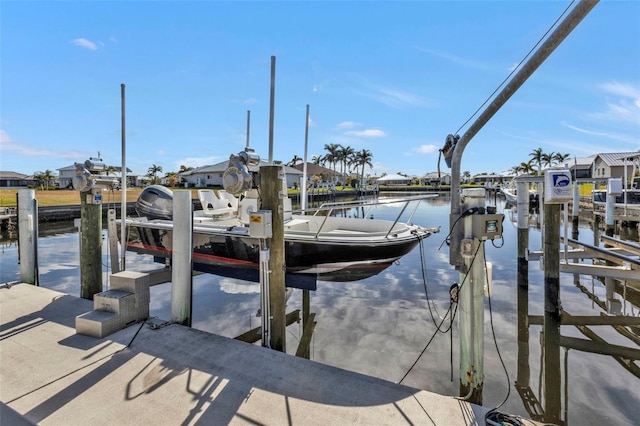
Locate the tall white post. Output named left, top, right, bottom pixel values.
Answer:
left=301, top=104, right=310, bottom=210
left=18, top=189, right=36, bottom=284
left=171, top=190, right=193, bottom=326
left=120, top=83, right=127, bottom=271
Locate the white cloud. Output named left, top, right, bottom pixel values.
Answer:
left=1, top=129, right=86, bottom=159
left=590, top=81, right=640, bottom=125
left=177, top=156, right=223, bottom=168
left=71, top=38, right=98, bottom=50
left=336, top=121, right=360, bottom=129
left=368, top=85, right=430, bottom=109
left=413, top=45, right=489, bottom=70
left=561, top=121, right=638, bottom=145
left=413, top=144, right=439, bottom=154
left=344, top=129, right=386, bottom=138
left=600, top=81, right=640, bottom=100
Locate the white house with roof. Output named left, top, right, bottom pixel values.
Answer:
left=376, top=173, right=412, bottom=186
left=422, top=171, right=451, bottom=185
left=179, top=161, right=304, bottom=188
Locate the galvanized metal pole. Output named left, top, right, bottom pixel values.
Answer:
left=268, top=56, right=276, bottom=164
left=120, top=83, right=127, bottom=271
left=18, top=189, right=36, bottom=284
left=543, top=202, right=562, bottom=423
left=80, top=190, right=103, bottom=299
left=301, top=104, right=310, bottom=210
left=448, top=0, right=599, bottom=268
left=260, top=165, right=286, bottom=352
left=107, top=209, right=120, bottom=274
left=171, top=190, right=193, bottom=327
left=459, top=188, right=486, bottom=405
left=246, top=110, right=251, bottom=148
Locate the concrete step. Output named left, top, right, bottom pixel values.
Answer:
left=94, top=290, right=137, bottom=323
left=75, top=310, right=121, bottom=338
left=75, top=290, right=137, bottom=338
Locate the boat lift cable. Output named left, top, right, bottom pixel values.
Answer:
left=398, top=242, right=483, bottom=385
left=450, top=0, right=576, bottom=138
left=418, top=237, right=446, bottom=328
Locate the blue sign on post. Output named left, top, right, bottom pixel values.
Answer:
left=544, top=170, right=572, bottom=203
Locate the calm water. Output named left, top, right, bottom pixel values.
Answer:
left=1, top=194, right=639, bottom=425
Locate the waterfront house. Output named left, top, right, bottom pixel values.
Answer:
left=0, top=171, right=38, bottom=188
left=422, top=171, right=451, bottom=186
left=179, top=160, right=303, bottom=188
left=591, top=152, right=639, bottom=184
left=376, top=173, right=412, bottom=186
left=0, top=171, right=37, bottom=188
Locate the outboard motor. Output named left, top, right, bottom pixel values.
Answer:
left=135, top=185, right=173, bottom=219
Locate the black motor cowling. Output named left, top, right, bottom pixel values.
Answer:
left=135, top=185, right=173, bottom=219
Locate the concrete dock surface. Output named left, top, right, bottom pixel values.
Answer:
left=1, top=284, right=537, bottom=425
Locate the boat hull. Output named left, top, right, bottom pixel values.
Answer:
left=125, top=222, right=423, bottom=276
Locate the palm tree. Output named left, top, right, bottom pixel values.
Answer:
left=518, top=161, right=535, bottom=175
left=339, top=146, right=355, bottom=175
left=552, top=152, right=571, bottom=166
left=165, top=171, right=179, bottom=187
left=529, top=148, right=543, bottom=176
left=32, top=171, right=45, bottom=190
left=311, top=155, right=323, bottom=166
left=541, top=152, right=555, bottom=169
left=148, top=164, right=163, bottom=185
left=353, top=149, right=373, bottom=187
left=462, top=171, right=471, bottom=183
left=179, top=165, right=194, bottom=173
left=287, top=155, right=302, bottom=167
left=323, top=143, right=341, bottom=183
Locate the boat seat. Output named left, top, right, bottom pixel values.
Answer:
left=198, top=189, right=234, bottom=217
left=218, top=190, right=239, bottom=210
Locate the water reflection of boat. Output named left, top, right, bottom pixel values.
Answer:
left=121, top=186, right=439, bottom=285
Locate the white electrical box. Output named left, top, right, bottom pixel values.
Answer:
left=544, top=170, right=572, bottom=203
left=249, top=210, right=272, bottom=238
left=607, top=178, right=623, bottom=196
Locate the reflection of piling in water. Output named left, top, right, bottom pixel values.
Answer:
left=543, top=203, right=562, bottom=424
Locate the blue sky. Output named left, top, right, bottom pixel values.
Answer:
left=2, top=1, right=639, bottom=179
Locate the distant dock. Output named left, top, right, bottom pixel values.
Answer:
left=0, top=207, right=16, bottom=231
